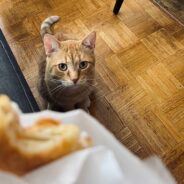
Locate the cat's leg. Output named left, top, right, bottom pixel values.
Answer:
left=76, top=97, right=91, bottom=113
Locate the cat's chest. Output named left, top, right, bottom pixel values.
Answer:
left=50, top=86, right=92, bottom=105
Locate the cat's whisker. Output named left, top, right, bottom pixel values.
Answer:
left=86, top=81, right=98, bottom=85
left=86, top=79, right=96, bottom=82
left=50, top=87, right=64, bottom=95
left=50, top=85, right=65, bottom=94
left=86, top=83, right=98, bottom=89
left=79, top=79, right=96, bottom=83
left=49, top=79, right=61, bottom=83
left=78, top=80, right=98, bottom=88
left=50, top=87, right=60, bottom=94
left=52, top=87, right=65, bottom=94
left=39, top=18, right=96, bottom=112
left=47, top=78, right=59, bottom=81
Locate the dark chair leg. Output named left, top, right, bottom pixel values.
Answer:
left=113, top=0, right=124, bottom=15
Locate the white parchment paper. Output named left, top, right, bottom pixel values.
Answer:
left=0, top=110, right=176, bottom=184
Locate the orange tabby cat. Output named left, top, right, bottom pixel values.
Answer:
left=39, top=16, right=96, bottom=112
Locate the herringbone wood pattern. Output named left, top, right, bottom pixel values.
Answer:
left=0, top=0, right=184, bottom=182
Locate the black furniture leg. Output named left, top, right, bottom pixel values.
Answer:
left=113, top=0, right=124, bottom=15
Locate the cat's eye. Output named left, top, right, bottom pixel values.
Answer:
left=58, top=63, right=67, bottom=71
left=79, top=61, right=88, bottom=69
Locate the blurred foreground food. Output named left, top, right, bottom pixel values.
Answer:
left=0, top=95, right=92, bottom=175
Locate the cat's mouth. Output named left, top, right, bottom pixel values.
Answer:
left=48, top=78, right=89, bottom=89
left=62, top=81, right=79, bottom=87
left=61, top=79, right=88, bottom=87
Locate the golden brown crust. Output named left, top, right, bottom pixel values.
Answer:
left=0, top=95, right=92, bottom=175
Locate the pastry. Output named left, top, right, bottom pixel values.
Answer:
left=0, top=95, right=92, bottom=175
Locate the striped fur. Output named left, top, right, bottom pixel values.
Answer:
left=40, top=16, right=60, bottom=37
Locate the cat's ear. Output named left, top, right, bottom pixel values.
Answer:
left=82, top=31, right=96, bottom=50
left=43, top=34, right=60, bottom=56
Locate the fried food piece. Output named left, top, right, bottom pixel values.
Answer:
left=0, top=95, right=92, bottom=175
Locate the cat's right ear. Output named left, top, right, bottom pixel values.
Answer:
left=43, top=34, right=60, bottom=56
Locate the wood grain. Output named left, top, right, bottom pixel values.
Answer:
left=0, top=0, right=183, bottom=182
left=153, top=0, right=184, bottom=26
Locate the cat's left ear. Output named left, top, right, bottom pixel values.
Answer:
left=82, top=31, right=96, bottom=50
left=43, top=34, right=60, bottom=56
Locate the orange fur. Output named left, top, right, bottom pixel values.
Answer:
left=39, top=16, right=96, bottom=111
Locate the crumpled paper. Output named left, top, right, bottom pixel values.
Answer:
left=0, top=110, right=176, bottom=184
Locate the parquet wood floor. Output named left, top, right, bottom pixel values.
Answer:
left=0, top=0, right=183, bottom=182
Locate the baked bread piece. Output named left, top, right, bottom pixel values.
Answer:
left=0, top=95, right=92, bottom=175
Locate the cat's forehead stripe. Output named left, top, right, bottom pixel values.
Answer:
left=64, top=47, right=81, bottom=64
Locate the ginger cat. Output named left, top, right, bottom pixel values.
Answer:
left=38, top=16, right=96, bottom=112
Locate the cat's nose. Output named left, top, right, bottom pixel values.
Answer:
left=72, top=78, right=79, bottom=84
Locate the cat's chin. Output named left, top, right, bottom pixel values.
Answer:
left=63, top=84, right=81, bottom=88
left=62, top=82, right=86, bottom=87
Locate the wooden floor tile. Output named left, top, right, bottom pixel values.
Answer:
left=0, top=0, right=184, bottom=182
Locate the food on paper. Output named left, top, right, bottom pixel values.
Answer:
left=0, top=95, right=92, bottom=175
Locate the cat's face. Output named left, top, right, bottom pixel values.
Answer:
left=43, top=32, right=96, bottom=88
